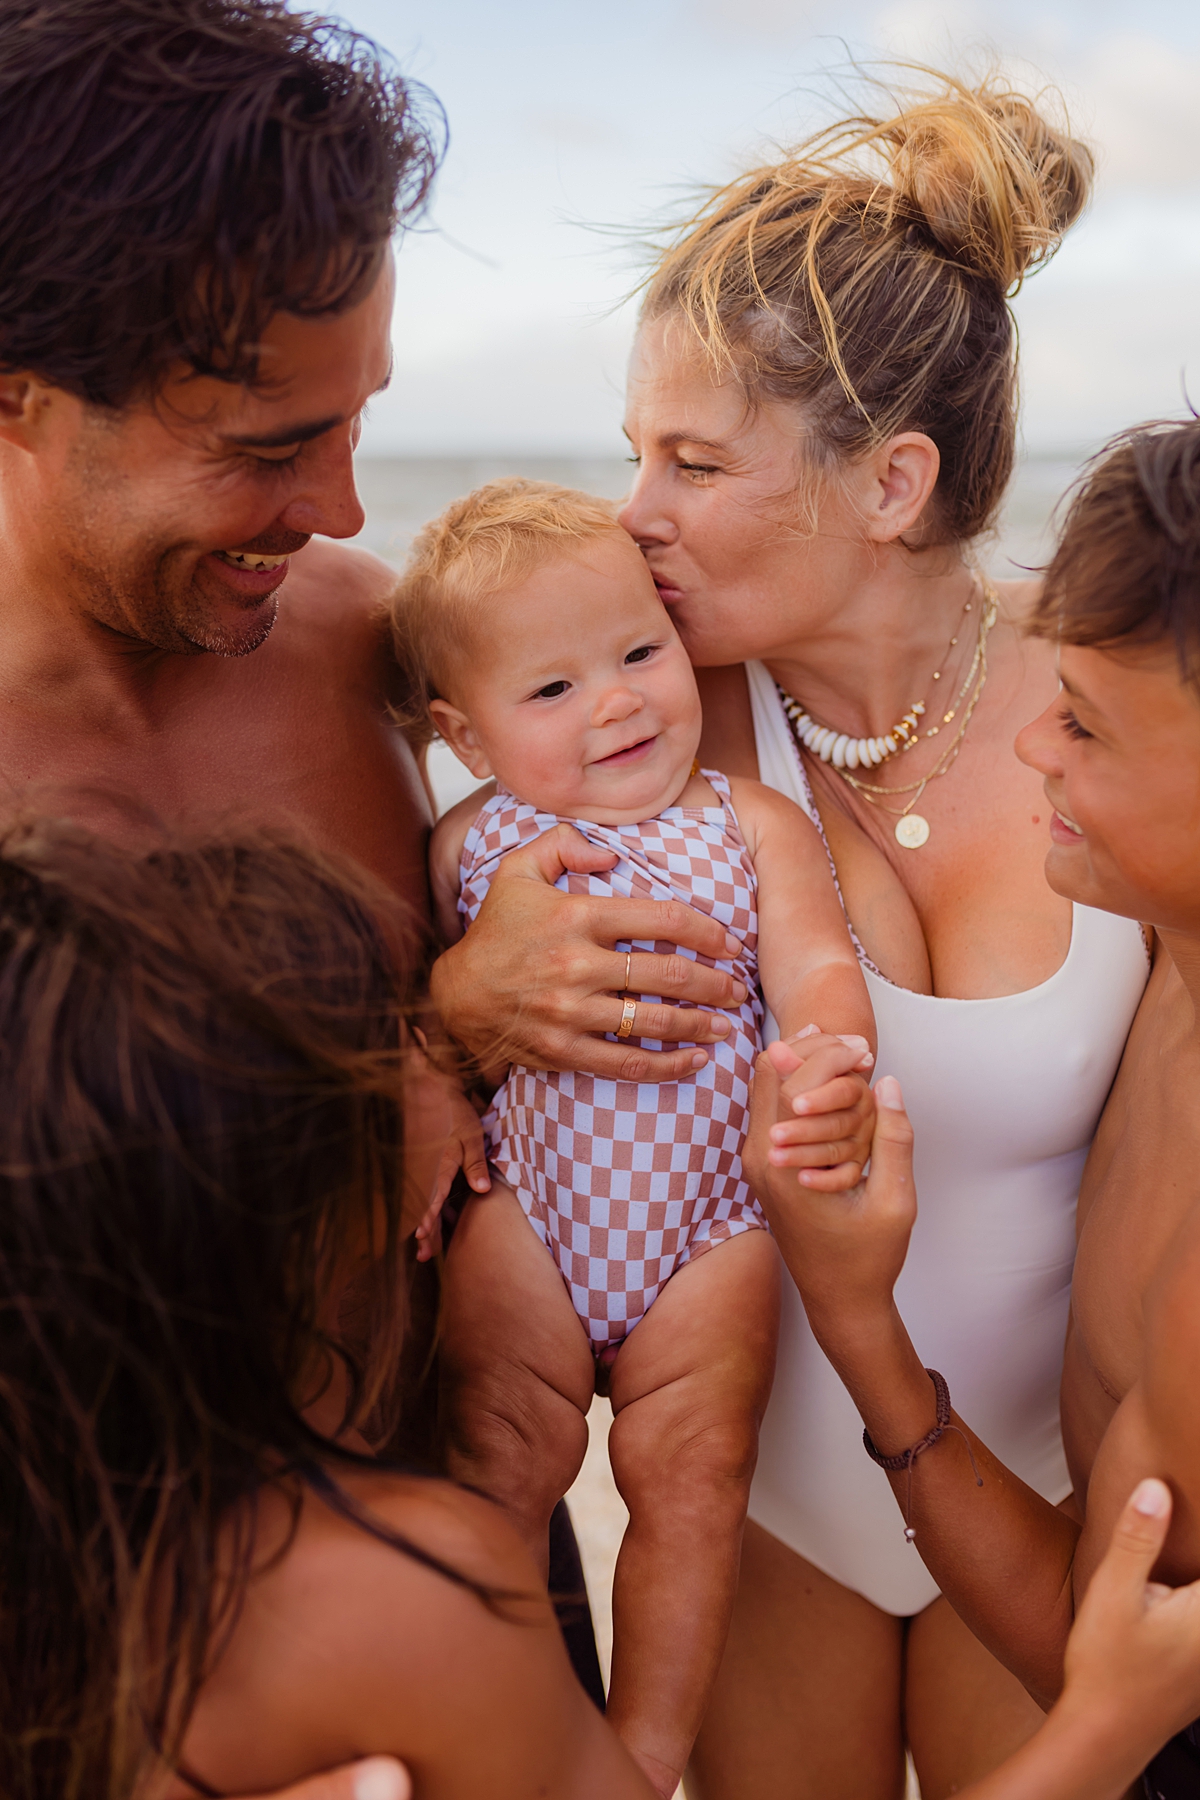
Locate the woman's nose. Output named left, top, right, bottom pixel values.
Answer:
left=618, top=466, right=676, bottom=546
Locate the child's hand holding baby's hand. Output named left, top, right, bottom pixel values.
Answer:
left=762, top=1026, right=875, bottom=1191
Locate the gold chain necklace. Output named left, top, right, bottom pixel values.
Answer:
left=782, top=587, right=976, bottom=772
left=779, top=580, right=999, bottom=850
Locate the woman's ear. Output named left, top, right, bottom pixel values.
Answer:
left=427, top=699, right=494, bottom=780
left=860, top=433, right=941, bottom=544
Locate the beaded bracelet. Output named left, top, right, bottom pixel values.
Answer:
left=863, top=1368, right=983, bottom=1545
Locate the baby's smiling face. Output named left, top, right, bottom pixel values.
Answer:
left=429, top=529, right=703, bottom=825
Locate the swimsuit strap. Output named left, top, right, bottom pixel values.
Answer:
left=699, top=766, right=732, bottom=803
left=772, top=708, right=890, bottom=985
left=696, top=765, right=753, bottom=856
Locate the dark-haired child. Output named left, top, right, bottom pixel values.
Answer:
left=0, top=821, right=649, bottom=1800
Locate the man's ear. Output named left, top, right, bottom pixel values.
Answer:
left=858, top=433, right=941, bottom=545
left=0, top=374, right=52, bottom=451
left=428, top=699, right=494, bottom=780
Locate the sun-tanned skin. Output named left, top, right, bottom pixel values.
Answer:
left=150, top=1472, right=653, bottom=1800
left=0, top=250, right=647, bottom=1799
left=746, top=638, right=1200, bottom=1719
left=0, top=257, right=430, bottom=903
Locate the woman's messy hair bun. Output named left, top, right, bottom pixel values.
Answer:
left=643, top=67, right=1093, bottom=543
left=880, top=78, right=1091, bottom=290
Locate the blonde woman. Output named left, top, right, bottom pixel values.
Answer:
left=431, top=72, right=1152, bottom=1796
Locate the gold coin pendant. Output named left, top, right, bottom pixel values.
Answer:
left=895, top=813, right=931, bottom=850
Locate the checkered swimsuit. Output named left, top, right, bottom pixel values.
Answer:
left=458, top=770, right=767, bottom=1351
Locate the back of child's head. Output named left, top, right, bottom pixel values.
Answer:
left=1030, top=418, right=1200, bottom=677
left=391, top=476, right=625, bottom=735
left=0, top=818, right=413, bottom=1799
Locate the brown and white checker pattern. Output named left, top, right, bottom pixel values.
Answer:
left=459, top=771, right=767, bottom=1351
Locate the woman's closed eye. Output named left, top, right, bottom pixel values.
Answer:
left=1059, top=705, right=1093, bottom=741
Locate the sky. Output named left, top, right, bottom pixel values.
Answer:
left=333, top=0, right=1200, bottom=458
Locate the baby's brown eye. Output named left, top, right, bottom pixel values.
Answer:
left=625, top=646, right=655, bottom=665
left=534, top=680, right=569, bottom=699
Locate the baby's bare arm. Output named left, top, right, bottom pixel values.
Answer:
left=728, top=778, right=876, bottom=1187
left=726, top=777, right=874, bottom=1049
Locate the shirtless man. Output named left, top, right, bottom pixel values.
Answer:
left=0, top=0, right=639, bottom=1787
left=0, top=0, right=436, bottom=894
left=738, top=418, right=1200, bottom=1796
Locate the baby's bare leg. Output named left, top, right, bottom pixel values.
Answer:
left=606, top=1229, right=781, bottom=1798
left=440, top=1180, right=595, bottom=1577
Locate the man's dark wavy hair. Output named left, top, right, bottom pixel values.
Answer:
left=0, top=0, right=443, bottom=406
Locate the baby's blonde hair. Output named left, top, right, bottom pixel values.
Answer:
left=391, top=476, right=625, bottom=737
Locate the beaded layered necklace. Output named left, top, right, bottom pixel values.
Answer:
left=778, top=577, right=1000, bottom=850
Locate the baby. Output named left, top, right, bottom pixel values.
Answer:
left=394, top=478, right=875, bottom=1798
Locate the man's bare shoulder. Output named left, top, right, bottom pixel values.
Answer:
left=286, top=537, right=397, bottom=622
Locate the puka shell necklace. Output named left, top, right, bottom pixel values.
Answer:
left=782, top=589, right=975, bottom=772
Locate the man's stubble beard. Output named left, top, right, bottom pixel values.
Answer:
left=65, top=544, right=281, bottom=658
left=61, top=418, right=281, bottom=659
left=176, top=587, right=281, bottom=657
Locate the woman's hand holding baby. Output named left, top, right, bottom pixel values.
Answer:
left=430, top=824, right=750, bottom=1082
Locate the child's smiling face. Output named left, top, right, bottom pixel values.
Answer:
left=429, top=529, right=703, bottom=824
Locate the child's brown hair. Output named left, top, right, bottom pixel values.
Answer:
left=1029, top=419, right=1200, bottom=678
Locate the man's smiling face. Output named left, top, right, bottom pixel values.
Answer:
left=1016, top=637, right=1200, bottom=935
left=35, top=252, right=395, bottom=658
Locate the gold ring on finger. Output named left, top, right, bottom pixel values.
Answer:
left=616, top=998, right=638, bottom=1040
left=623, top=949, right=632, bottom=993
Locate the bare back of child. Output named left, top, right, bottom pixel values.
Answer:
left=396, top=480, right=877, bottom=1797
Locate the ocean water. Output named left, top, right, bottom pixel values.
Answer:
left=352, top=451, right=1082, bottom=576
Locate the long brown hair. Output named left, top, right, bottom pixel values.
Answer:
left=0, top=819, right=482, bottom=1800
left=643, top=68, right=1092, bottom=540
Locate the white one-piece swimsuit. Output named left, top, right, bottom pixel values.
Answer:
left=742, top=659, right=1150, bottom=1616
